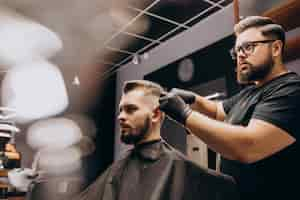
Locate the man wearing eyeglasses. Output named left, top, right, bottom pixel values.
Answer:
left=159, top=16, right=300, bottom=200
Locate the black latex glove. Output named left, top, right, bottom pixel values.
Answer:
left=170, top=88, right=196, bottom=104
left=159, top=92, right=192, bottom=125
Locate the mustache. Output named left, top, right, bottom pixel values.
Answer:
left=238, top=60, right=251, bottom=65
left=119, top=123, right=131, bottom=128
left=236, top=61, right=251, bottom=72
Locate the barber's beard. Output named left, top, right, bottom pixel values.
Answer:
left=238, top=57, right=274, bottom=84
left=120, top=116, right=151, bottom=145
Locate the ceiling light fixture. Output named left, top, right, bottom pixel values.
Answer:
left=72, top=75, right=80, bottom=86
left=132, top=54, right=141, bottom=65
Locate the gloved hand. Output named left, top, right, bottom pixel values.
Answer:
left=169, top=88, right=196, bottom=104
left=159, top=92, right=192, bottom=125
left=8, top=168, right=38, bottom=192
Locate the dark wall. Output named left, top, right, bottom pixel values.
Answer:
left=87, top=74, right=116, bottom=182
left=145, top=35, right=240, bottom=95
left=144, top=34, right=240, bottom=161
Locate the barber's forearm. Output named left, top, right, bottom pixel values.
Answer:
left=185, top=111, right=252, bottom=162
left=191, top=95, right=224, bottom=120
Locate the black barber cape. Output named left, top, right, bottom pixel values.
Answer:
left=73, top=140, right=239, bottom=200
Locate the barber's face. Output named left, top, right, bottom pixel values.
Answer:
left=235, top=28, right=275, bottom=84
left=118, top=90, right=154, bottom=145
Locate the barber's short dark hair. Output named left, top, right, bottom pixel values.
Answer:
left=123, top=80, right=165, bottom=98
left=234, top=16, right=286, bottom=49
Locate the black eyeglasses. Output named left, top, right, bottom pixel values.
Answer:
left=230, top=39, right=276, bottom=60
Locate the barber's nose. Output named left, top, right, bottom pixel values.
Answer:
left=237, top=48, right=249, bottom=60
left=237, top=55, right=247, bottom=66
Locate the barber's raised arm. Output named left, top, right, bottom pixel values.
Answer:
left=169, top=88, right=226, bottom=121
left=159, top=91, right=295, bottom=163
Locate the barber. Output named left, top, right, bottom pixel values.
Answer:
left=159, top=16, right=300, bottom=200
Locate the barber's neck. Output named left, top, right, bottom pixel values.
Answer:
left=255, top=62, right=289, bottom=87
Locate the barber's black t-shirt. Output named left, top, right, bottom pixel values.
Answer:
left=222, top=72, right=300, bottom=200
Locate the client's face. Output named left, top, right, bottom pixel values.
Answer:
left=118, top=90, right=153, bottom=145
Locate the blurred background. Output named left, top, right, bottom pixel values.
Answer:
left=0, top=0, right=299, bottom=199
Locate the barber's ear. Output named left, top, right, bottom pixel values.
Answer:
left=272, top=40, right=283, bottom=57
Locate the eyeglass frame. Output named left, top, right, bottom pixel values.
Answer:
left=230, top=39, right=277, bottom=60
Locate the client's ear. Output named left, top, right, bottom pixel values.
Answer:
left=152, top=107, right=162, bottom=122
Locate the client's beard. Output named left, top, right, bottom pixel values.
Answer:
left=120, top=117, right=151, bottom=145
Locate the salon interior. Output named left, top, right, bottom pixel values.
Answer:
left=0, top=0, right=299, bottom=199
